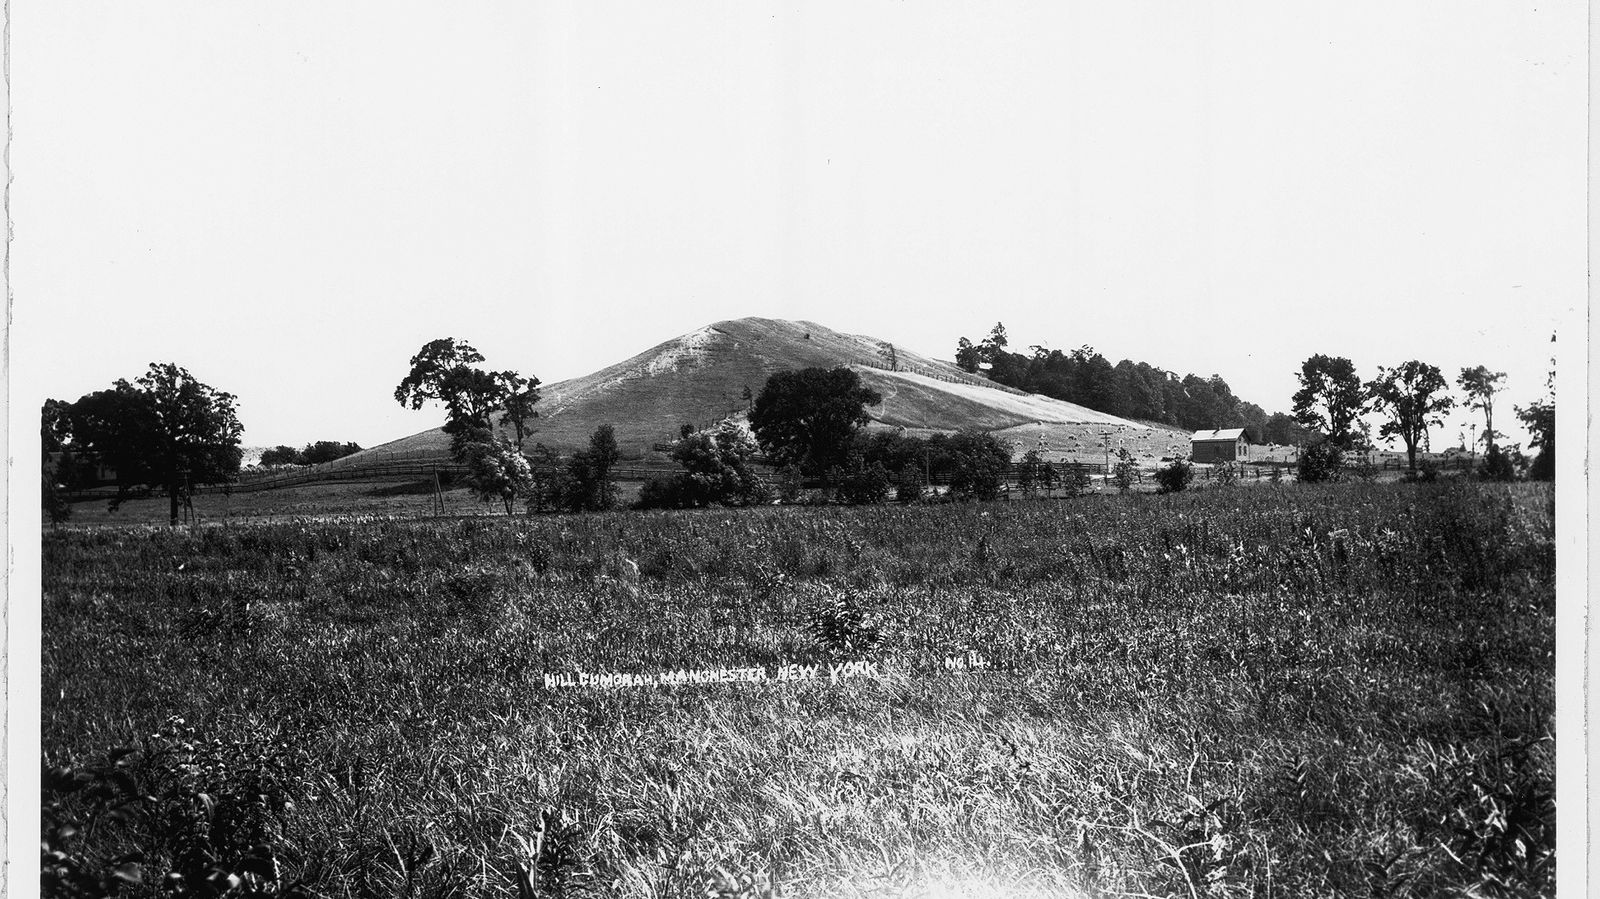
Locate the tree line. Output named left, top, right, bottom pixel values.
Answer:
left=954, top=322, right=1555, bottom=483
left=1288, top=353, right=1553, bottom=482
left=955, top=322, right=1306, bottom=443
left=258, top=441, right=364, bottom=467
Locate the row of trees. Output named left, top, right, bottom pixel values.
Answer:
left=955, top=323, right=1301, bottom=441
left=638, top=370, right=1023, bottom=509
left=953, top=322, right=1554, bottom=482
left=1290, top=354, right=1554, bottom=481
left=258, top=441, right=363, bottom=467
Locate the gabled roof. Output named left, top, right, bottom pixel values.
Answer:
left=1191, top=428, right=1246, bottom=441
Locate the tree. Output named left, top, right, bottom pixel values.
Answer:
left=1014, top=449, right=1054, bottom=496
left=556, top=425, right=621, bottom=511
left=930, top=430, right=1010, bottom=500
left=1292, top=355, right=1365, bottom=447
left=955, top=337, right=982, bottom=373
left=641, top=420, right=770, bottom=509
left=523, top=443, right=562, bottom=512
left=394, top=338, right=527, bottom=459
left=1297, top=441, right=1343, bottom=483
left=1366, top=361, right=1454, bottom=477
left=258, top=441, right=362, bottom=467
left=1261, top=412, right=1309, bottom=446
left=1516, top=398, right=1554, bottom=481
left=1111, top=448, right=1139, bottom=492
left=499, top=377, right=542, bottom=449
left=66, top=363, right=244, bottom=526
left=463, top=439, right=533, bottom=514
left=259, top=445, right=302, bottom=467
left=1457, top=366, right=1507, bottom=452
left=749, top=368, right=882, bottom=479
left=301, top=441, right=363, bottom=465
left=836, top=459, right=891, bottom=505
left=893, top=464, right=926, bottom=503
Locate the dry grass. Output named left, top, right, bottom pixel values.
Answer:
left=42, top=482, right=1554, bottom=898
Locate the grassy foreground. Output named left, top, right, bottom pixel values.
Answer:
left=43, top=482, right=1554, bottom=898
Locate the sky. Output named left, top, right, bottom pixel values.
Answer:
left=12, top=1, right=1586, bottom=452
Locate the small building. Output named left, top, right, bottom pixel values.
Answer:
left=1190, top=428, right=1248, bottom=463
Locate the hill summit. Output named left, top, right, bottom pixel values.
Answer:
left=355, top=317, right=1189, bottom=462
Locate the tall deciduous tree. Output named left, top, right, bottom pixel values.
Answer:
left=67, top=363, right=244, bottom=525
left=394, top=338, right=527, bottom=458
left=749, top=368, right=883, bottom=479
left=499, top=377, right=542, bottom=449
left=1457, top=365, right=1507, bottom=451
left=1366, top=361, right=1454, bottom=477
left=1292, top=355, right=1366, bottom=448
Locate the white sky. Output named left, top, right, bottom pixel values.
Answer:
left=12, top=2, right=1585, bottom=450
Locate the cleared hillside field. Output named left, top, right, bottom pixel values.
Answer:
left=42, top=484, right=1553, bottom=898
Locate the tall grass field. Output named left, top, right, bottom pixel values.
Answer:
left=43, top=482, right=1554, bottom=898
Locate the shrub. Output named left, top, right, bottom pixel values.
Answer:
left=635, top=476, right=691, bottom=510
left=649, top=420, right=771, bottom=508
left=1154, top=456, right=1194, bottom=493
left=837, top=461, right=890, bottom=505
left=1063, top=463, right=1095, bottom=495
left=934, top=430, right=1009, bottom=500
left=804, top=590, right=882, bottom=657
left=894, top=464, right=925, bottom=503
left=1297, top=441, right=1343, bottom=483
left=1014, top=449, right=1055, bottom=495
left=1479, top=445, right=1517, bottom=482
left=1111, top=448, right=1139, bottom=492
left=462, top=439, right=533, bottom=514
left=775, top=464, right=805, bottom=503
left=1211, top=461, right=1238, bottom=488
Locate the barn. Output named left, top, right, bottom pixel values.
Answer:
left=1190, top=428, right=1248, bottom=463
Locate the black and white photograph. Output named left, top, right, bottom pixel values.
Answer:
left=11, top=3, right=1588, bottom=897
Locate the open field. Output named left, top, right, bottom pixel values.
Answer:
left=43, top=483, right=1554, bottom=897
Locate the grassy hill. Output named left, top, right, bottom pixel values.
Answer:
left=340, top=317, right=1193, bottom=464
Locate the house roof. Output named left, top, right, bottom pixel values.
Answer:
left=1191, top=428, right=1246, bottom=441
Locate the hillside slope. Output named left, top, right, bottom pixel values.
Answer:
left=341, top=317, right=1190, bottom=464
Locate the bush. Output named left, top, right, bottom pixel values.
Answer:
left=1211, top=461, right=1238, bottom=488
left=934, top=430, right=1010, bottom=500
left=1111, top=448, right=1139, bottom=492
left=1063, top=463, right=1094, bottom=495
left=894, top=464, right=925, bottom=503
left=837, top=461, right=890, bottom=505
left=1154, top=456, right=1194, bottom=493
left=1014, top=449, right=1055, bottom=495
left=462, top=439, right=533, bottom=514
left=1479, top=445, right=1517, bottom=482
left=775, top=464, right=805, bottom=504
left=658, top=420, right=770, bottom=508
left=1297, top=442, right=1343, bottom=483
left=635, top=476, right=691, bottom=510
